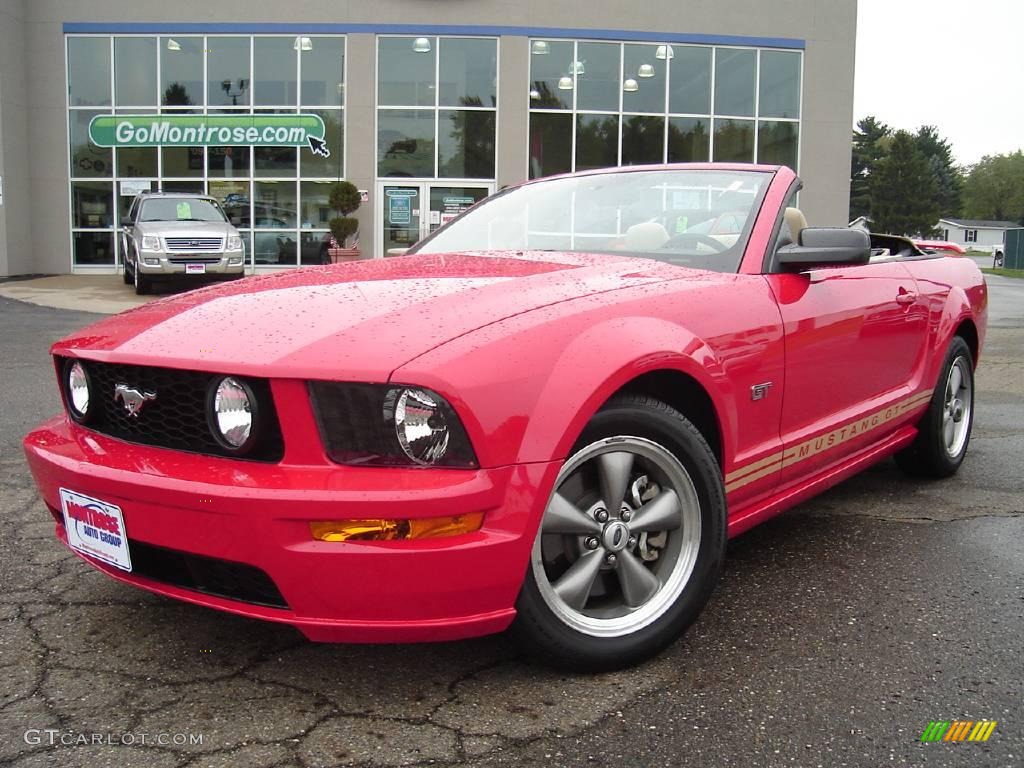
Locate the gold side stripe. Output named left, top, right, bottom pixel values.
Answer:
left=725, top=391, right=934, bottom=493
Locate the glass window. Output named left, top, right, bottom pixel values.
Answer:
left=529, top=112, right=572, bottom=179
left=72, top=181, right=114, bottom=228
left=759, top=50, right=801, bottom=119
left=74, top=231, right=115, bottom=266
left=253, top=231, right=298, bottom=265
left=254, top=181, right=297, bottom=229
left=70, top=111, right=112, bottom=178
left=255, top=146, right=297, bottom=177
left=713, top=118, right=755, bottom=162
left=300, top=109, right=344, bottom=177
left=207, top=146, right=251, bottom=177
left=301, top=37, right=345, bottom=107
left=117, top=146, right=158, bottom=177
left=575, top=114, right=619, bottom=171
left=438, top=110, right=495, bottom=179
left=300, top=181, right=334, bottom=229
left=377, top=110, right=435, bottom=177
left=576, top=42, right=620, bottom=112
left=714, top=48, right=756, bottom=117
left=162, top=146, right=204, bottom=177
left=669, top=46, right=711, bottom=115
left=68, top=38, right=111, bottom=107
left=758, top=121, right=799, bottom=168
left=162, top=180, right=205, bottom=194
left=621, top=116, right=664, bottom=166
left=210, top=179, right=251, bottom=226
left=667, top=117, right=710, bottom=162
left=208, top=37, right=251, bottom=107
left=114, top=37, right=156, bottom=106
left=254, top=37, right=297, bottom=106
left=439, top=38, right=497, bottom=108
left=161, top=36, right=203, bottom=106
left=529, top=40, right=574, bottom=110
left=378, top=36, right=436, bottom=107
left=622, top=44, right=666, bottom=115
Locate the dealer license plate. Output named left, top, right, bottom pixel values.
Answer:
left=185, top=263, right=207, bottom=275
left=59, top=488, right=132, bottom=572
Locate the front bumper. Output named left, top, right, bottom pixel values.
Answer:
left=137, top=252, right=245, bottom=276
left=24, top=416, right=559, bottom=642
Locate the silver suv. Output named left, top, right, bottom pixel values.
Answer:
left=121, top=192, right=246, bottom=295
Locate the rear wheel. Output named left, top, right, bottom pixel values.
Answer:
left=895, top=336, right=974, bottom=477
left=514, top=394, right=726, bottom=671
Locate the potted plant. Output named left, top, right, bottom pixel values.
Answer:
left=326, top=181, right=362, bottom=263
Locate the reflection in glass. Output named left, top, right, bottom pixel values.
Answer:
left=207, top=146, right=251, bottom=177
left=255, top=146, right=297, bottom=177
left=72, top=182, right=114, bottom=228
left=529, top=113, right=572, bottom=179
left=209, top=180, right=251, bottom=227
left=301, top=37, right=346, bottom=106
left=253, top=231, right=298, bottom=265
left=529, top=40, right=573, bottom=110
left=439, top=110, right=495, bottom=179
left=714, top=48, right=756, bottom=117
left=377, top=110, right=435, bottom=177
left=115, top=38, right=157, bottom=105
left=759, top=50, right=801, bottom=119
left=439, top=38, right=497, bottom=107
left=73, top=231, right=115, bottom=266
left=300, top=181, right=334, bottom=229
left=669, top=46, right=711, bottom=115
left=254, top=181, right=297, bottom=229
left=621, top=116, right=664, bottom=166
left=576, top=42, right=619, bottom=112
left=162, top=180, right=205, bottom=193
left=161, top=37, right=203, bottom=106
left=70, top=111, right=112, bottom=178
left=300, top=110, right=344, bottom=177
left=254, top=37, right=297, bottom=105
left=208, top=37, right=251, bottom=107
left=68, top=38, right=111, bottom=107
left=667, top=117, right=711, bottom=162
left=162, top=146, right=204, bottom=177
left=575, top=114, right=619, bottom=171
left=117, top=146, right=158, bottom=177
left=378, top=37, right=436, bottom=107
left=758, top=121, right=799, bottom=169
left=713, top=118, right=755, bottom=162
left=622, top=45, right=665, bottom=114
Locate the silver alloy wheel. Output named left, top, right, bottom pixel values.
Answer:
left=943, top=355, right=973, bottom=458
left=133, top=257, right=139, bottom=288
left=532, top=436, right=701, bottom=638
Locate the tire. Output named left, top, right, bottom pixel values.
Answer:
left=895, top=336, right=974, bottom=478
left=133, top=261, right=152, bottom=295
left=514, top=393, right=726, bottom=671
left=122, top=265, right=131, bottom=284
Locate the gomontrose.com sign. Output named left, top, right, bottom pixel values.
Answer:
left=88, top=114, right=331, bottom=157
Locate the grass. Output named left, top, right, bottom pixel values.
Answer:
left=981, top=267, right=1024, bottom=278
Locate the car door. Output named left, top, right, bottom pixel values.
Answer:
left=764, top=253, right=929, bottom=486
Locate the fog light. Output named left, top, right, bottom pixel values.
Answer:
left=144, top=257, right=160, bottom=266
left=64, top=360, right=91, bottom=421
left=310, top=513, right=484, bottom=542
left=208, top=376, right=256, bottom=452
left=228, top=256, right=244, bottom=266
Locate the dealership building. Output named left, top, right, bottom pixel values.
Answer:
left=0, top=0, right=856, bottom=276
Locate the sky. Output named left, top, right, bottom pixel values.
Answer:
left=855, top=0, right=1024, bottom=167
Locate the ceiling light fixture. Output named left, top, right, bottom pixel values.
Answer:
left=557, top=76, right=574, bottom=90
left=531, top=40, right=550, bottom=55
left=294, top=36, right=313, bottom=52
left=655, top=45, right=675, bottom=60
left=623, top=78, right=639, bottom=92
left=413, top=37, right=432, bottom=53
left=166, top=38, right=181, bottom=52
left=638, top=63, right=655, bottom=78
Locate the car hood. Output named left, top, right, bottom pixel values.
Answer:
left=54, top=251, right=693, bottom=380
left=136, top=220, right=234, bottom=237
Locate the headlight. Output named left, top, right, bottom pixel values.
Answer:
left=141, top=235, right=161, bottom=250
left=63, top=359, right=91, bottom=422
left=309, top=382, right=477, bottom=467
left=227, top=235, right=243, bottom=251
left=207, top=376, right=257, bottom=452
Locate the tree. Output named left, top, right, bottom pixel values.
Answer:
left=868, top=130, right=940, bottom=236
left=962, top=151, right=1024, bottom=224
left=849, top=116, right=890, bottom=221
left=162, top=82, right=193, bottom=107
left=914, top=125, right=963, bottom=218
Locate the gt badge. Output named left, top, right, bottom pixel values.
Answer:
left=114, top=383, right=157, bottom=417
left=751, top=382, right=773, bottom=401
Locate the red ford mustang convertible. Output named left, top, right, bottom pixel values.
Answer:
left=24, top=165, right=986, bottom=670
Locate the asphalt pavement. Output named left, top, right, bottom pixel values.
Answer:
left=1, top=274, right=1022, bottom=768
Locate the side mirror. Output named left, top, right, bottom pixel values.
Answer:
left=120, top=216, right=133, bottom=227
left=777, top=227, right=870, bottom=270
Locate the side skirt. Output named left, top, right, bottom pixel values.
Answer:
left=725, top=425, right=918, bottom=538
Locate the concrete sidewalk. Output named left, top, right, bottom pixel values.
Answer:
left=0, top=275, right=157, bottom=315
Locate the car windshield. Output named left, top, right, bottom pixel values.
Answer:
left=139, top=197, right=227, bottom=223
left=411, top=169, right=771, bottom=272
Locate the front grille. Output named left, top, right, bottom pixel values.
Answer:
left=167, top=256, right=223, bottom=264
left=127, top=539, right=288, bottom=609
left=65, top=359, right=284, bottom=462
left=165, top=237, right=224, bottom=252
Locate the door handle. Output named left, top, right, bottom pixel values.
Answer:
left=896, top=290, right=918, bottom=306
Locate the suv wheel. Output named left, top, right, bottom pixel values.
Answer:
left=133, top=260, right=152, bottom=295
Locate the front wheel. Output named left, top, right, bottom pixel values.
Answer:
left=895, top=336, right=975, bottom=477
left=514, top=394, right=726, bottom=671
left=133, top=260, right=152, bottom=295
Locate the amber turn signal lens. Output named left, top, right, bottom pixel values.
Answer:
left=310, top=513, right=484, bottom=542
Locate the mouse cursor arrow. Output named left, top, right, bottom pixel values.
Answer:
left=307, top=135, right=330, bottom=158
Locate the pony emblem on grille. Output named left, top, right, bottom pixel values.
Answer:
left=114, top=383, right=157, bottom=417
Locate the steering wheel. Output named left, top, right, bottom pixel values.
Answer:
left=660, top=232, right=730, bottom=254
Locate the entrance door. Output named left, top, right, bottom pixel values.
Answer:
left=377, top=182, right=492, bottom=257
